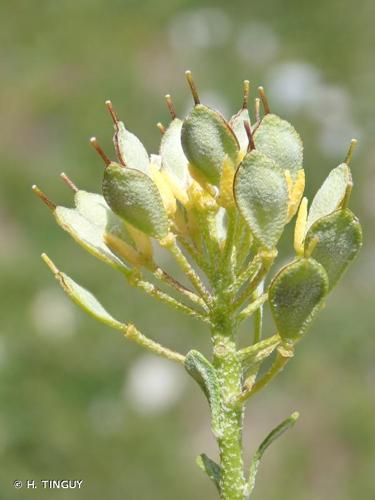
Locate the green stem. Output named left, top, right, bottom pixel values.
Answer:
left=211, top=288, right=245, bottom=499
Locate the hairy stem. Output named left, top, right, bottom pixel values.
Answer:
left=212, top=283, right=245, bottom=499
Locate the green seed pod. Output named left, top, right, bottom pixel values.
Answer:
left=181, top=104, right=239, bottom=185
left=115, top=121, right=150, bottom=174
left=74, top=190, right=135, bottom=246
left=160, top=118, right=190, bottom=189
left=305, top=209, right=362, bottom=290
left=254, top=114, right=303, bottom=179
left=102, top=163, right=169, bottom=239
left=234, top=150, right=289, bottom=249
left=229, top=108, right=251, bottom=152
left=306, top=163, right=352, bottom=230
left=54, top=200, right=129, bottom=272
left=269, top=258, right=329, bottom=342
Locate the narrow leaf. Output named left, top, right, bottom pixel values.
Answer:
left=42, top=255, right=123, bottom=330
left=102, top=164, right=169, bottom=239
left=115, top=122, right=149, bottom=174
left=234, top=150, right=289, bottom=249
left=246, top=412, right=299, bottom=497
left=181, top=104, right=239, bottom=185
left=254, top=114, right=303, bottom=178
left=196, top=454, right=221, bottom=492
left=307, top=164, right=351, bottom=230
left=305, top=209, right=362, bottom=290
left=185, top=350, right=222, bottom=437
left=269, top=258, right=329, bottom=342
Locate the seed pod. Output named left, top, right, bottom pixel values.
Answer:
left=229, top=108, right=251, bottom=152
left=74, top=190, right=135, bottom=246
left=254, top=114, right=303, bottom=179
left=160, top=118, right=190, bottom=189
left=55, top=204, right=129, bottom=271
left=269, top=258, right=329, bottom=342
left=306, top=163, right=351, bottom=230
left=181, top=104, right=239, bottom=185
left=115, top=121, right=150, bottom=174
left=102, top=163, right=169, bottom=239
left=229, top=79, right=251, bottom=151
left=305, top=209, right=362, bottom=290
left=234, top=150, right=289, bottom=249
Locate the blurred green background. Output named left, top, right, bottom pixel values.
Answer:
left=1, top=0, right=374, bottom=498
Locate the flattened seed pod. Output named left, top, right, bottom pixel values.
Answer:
left=181, top=104, right=239, bottom=185
left=269, top=258, right=329, bottom=342
left=306, top=164, right=352, bottom=230
left=102, top=163, right=169, bottom=240
left=234, top=150, right=289, bottom=249
left=254, top=114, right=303, bottom=179
left=305, top=209, right=362, bottom=290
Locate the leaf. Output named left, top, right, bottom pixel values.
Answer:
left=269, top=258, right=329, bottom=342
left=234, top=150, right=289, bottom=249
left=102, top=164, right=169, bottom=239
left=306, top=163, right=351, bottom=230
left=185, top=350, right=222, bottom=438
left=114, top=121, right=150, bottom=174
left=196, top=454, right=221, bottom=492
left=55, top=206, right=128, bottom=271
left=181, top=104, right=239, bottom=185
left=246, top=412, right=299, bottom=497
left=43, top=255, right=123, bottom=330
left=254, top=114, right=303, bottom=178
left=229, top=108, right=251, bottom=151
left=160, top=118, right=190, bottom=189
left=305, top=209, right=362, bottom=290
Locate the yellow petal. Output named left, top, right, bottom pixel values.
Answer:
left=104, top=232, right=149, bottom=268
left=294, top=197, right=308, bottom=256
left=218, top=156, right=235, bottom=208
left=124, top=222, right=153, bottom=261
left=286, top=169, right=305, bottom=221
left=160, top=170, right=189, bottom=206
left=149, top=164, right=177, bottom=217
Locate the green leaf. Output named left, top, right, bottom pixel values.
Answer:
left=229, top=108, right=251, bottom=151
left=185, top=350, right=222, bottom=438
left=234, top=150, right=289, bottom=249
left=55, top=206, right=128, bottom=271
left=305, top=209, right=362, bottom=290
left=102, top=164, right=169, bottom=239
left=43, top=256, right=123, bottom=330
left=115, top=122, right=149, bottom=174
left=306, top=164, right=351, bottom=230
left=246, top=412, right=299, bottom=497
left=269, top=258, right=329, bottom=342
left=254, top=114, right=303, bottom=178
left=160, top=118, right=190, bottom=188
left=196, top=454, right=221, bottom=492
left=181, top=104, right=239, bottom=185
